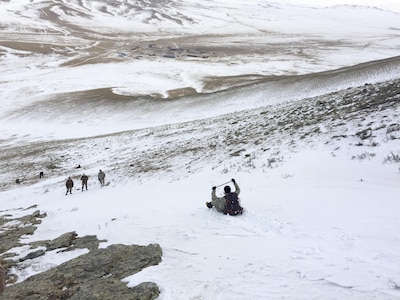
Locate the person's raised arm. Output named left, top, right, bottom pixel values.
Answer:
left=232, top=178, right=240, bottom=195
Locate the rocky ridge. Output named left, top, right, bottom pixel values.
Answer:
left=0, top=209, right=162, bottom=299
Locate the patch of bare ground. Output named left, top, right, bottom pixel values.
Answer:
left=0, top=41, right=67, bottom=55
left=166, top=87, right=198, bottom=98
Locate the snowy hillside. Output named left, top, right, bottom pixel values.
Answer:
left=0, top=0, right=400, bottom=299
left=1, top=77, right=399, bottom=299
left=1, top=0, right=400, bottom=144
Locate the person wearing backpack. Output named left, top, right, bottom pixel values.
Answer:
left=207, top=178, right=243, bottom=215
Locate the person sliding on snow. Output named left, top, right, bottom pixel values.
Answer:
left=206, top=178, right=243, bottom=215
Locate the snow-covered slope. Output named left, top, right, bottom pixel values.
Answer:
left=1, top=76, right=400, bottom=299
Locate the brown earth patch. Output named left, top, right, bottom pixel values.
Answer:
left=166, top=87, right=198, bottom=98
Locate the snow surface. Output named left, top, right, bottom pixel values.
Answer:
left=0, top=0, right=400, bottom=299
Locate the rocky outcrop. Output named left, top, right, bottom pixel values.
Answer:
left=1, top=243, right=162, bottom=300
left=0, top=209, right=46, bottom=254
left=0, top=209, right=162, bottom=299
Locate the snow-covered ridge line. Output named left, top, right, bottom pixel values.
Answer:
left=273, top=0, right=400, bottom=12
left=2, top=0, right=400, bottom=36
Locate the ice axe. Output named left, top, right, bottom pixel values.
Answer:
left=213, top=181, right=232, bottom=188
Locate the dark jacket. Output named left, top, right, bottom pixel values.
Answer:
left=80, top=175, right=88, bottom=183
left=66, top=179, right=74, bottom=188
left=98, top=170, right=105, bottom=180
left=211, top=181, right=240, bottom=213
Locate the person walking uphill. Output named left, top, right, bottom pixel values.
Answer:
left=65, top=177, right=74, bottom=195
left=80, top=173, right=89, bottom=191
left=206, top=178, right=243, bottom=215
left=98, top=169, right=105, bottom=186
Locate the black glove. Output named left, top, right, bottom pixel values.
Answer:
left=231, top=178, right=236, bottom=183
left=212, top=186, right=216, bottom=191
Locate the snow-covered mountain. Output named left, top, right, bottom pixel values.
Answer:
left=0, top=1, right=399, bottom=299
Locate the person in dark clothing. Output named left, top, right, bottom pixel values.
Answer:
left=206, top=178, right=242, bottom=214
left=98, top=169, right=105, bottom=186
left=80, top=174, right=89, bottom=191
left=66, top=177, right=74, bottom=195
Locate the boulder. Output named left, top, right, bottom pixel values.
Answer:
left=1, top=243, right=162, bottom=300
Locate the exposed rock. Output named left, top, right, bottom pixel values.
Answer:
left=0, top=210, right=46, bottom=255
left=386, top=123, right=400, bottom=139
left=29, top=232, right=106, bottom=252
left=67, top=235, right=107, bottom=252
left=19, top=249, right=45, bottom=262
left=2, top=230, right=108, bottom=284
left=386, top=123, right=400, bottom=134
left=18, top=210, right=47, bottom=225
left=43, top=231, right=77, bottom=251
left=356, top=127, right=372, bottom=140
left=1, top=209, right=161, bottom=299
left=1, top=243, right=162, bottom=300
left=0, top=263, right=5, bottom=295
left=230, top=149, right=245, bottom=157
left=130, top=282, right=161, bottom=300
left=0, top=225, right=36, bottom=254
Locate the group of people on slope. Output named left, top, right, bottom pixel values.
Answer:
left=65, top=169, right=106, bottom=195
